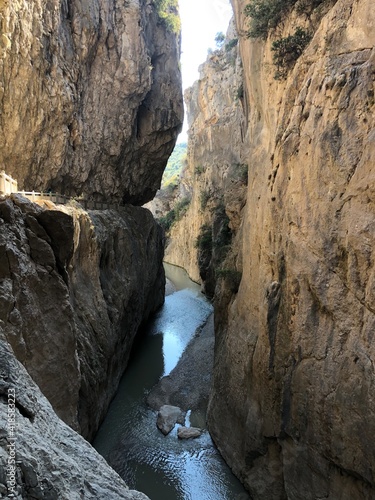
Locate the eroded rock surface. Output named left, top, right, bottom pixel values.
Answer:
left=0, top=0, right=183, bottom=204
left=0, top=195, right=165, bottom=440
left=207, top=0, right=375, bottom=498
left=0, top=339, right=150, bottom=500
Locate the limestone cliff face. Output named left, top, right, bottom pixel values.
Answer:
left=165, top=22, right=248, bottom=294
left=207, top=0, right=375, bottom=498
left=0, top=195, right=164, bottom=441
left=0, top=0, right=183, bottom=204
left=0, top=340, right=149, bottom=499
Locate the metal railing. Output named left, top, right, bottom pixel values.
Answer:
left=0, top=172, right=117, bottom=210
left=18, top=191, right=116, bottom=210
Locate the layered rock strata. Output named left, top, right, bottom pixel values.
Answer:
left=0, top=0, right=183, bottom=204
left=0, top=339, right=150, bottom=499
left=207, top=0, right=375, bottom=498
left=0, top=194, right=165, bottom=440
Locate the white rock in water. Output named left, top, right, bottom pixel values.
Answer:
left=157, top=405, right=186, bottom=435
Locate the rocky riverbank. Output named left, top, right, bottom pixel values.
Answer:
left=147, top=313, right=214, bottom=426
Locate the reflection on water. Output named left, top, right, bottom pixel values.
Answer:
left=163, top=262, right=201, bottom=293
left=148, top=287, right=212, bottom=376
left=93, top=264, right=249, bottom=500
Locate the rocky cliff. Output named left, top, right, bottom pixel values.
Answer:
left=164, top=21, right=249, bottom=296
left=206, top=0, right=375, bottom=498
left=0, top=0, right=182, bottom=497
left=0, top=338, right=149, bottom=499
left=0, top=194, right=164, bottom=441
left=0, top=0, right=183, bottom=204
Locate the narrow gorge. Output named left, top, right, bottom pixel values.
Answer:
left=1, top=0, right=375, bottom=499
left=161, top=0, right=375, bottom=498
left=0, top=0, right=183, bottom=497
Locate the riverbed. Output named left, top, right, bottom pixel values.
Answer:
left=93, top=263, right=249, bottom=500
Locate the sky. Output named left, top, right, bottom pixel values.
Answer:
left=177, top=0, right=233, bottom=142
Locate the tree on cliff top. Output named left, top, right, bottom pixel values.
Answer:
left=245, top=0, right=298, bottom=38
left=244, top=0, right=327, bottom=38
left=155, top=0, right=181, bottom=33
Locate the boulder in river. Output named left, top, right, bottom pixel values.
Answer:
left=156, top=405, right=185, bottom=435
left=177, top=426, right=202, bottom=440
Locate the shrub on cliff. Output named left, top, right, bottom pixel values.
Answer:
left=154, top=0, right=181, bottom=33
left=244, top=0, right=326, bottom=38
left=195, top=224, right=212, bottom=252
left=215, top=32, right=225, bottom=48
left=200, top=190, right=211, bottom=210
left=272, top=27, right=311, bottom=79
left=244, top=0, right=298, bottom=39
left=158, top=197, right=190, bottom=231
left=213, top=202, right=232, bottom=256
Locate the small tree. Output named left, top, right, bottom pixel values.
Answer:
left=244, top=0, right=298, bottom=39
left=272, top=27, right=311, bottom=79
left=215, top=32, right=225, bottom=48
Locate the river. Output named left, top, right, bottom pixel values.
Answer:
left=93, top=263, right=249, bottom=500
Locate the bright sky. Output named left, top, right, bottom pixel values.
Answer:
left=177, top=0, right=233, bottom=142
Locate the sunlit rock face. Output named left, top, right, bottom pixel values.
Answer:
left=0, top=195, right=165, bottom=441
left=207, top=0, right=375, bottom=498
left=165, top=20, right=248, bottom=292
left=0, top=0, right=183, bottom=204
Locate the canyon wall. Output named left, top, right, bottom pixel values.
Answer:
left=206, top=0, right=375, bottom=498
left=0, top=0, right=183, bottom=204
left=0, top=0, right=182, bottom=497
left=165, top=22, right=249, bottom=295
left=0, top=338, right=149, bottom=499
left=0, top=194, right=163, bottom=497
left=0, top=195, right=165, bottom=441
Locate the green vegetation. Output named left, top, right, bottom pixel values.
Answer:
left=161, top=143, right=187, bottom=188
left=200, top=190, right=211, bottom=210
left=215, top=32, right=225, bottom=48
left=244, top=0, right=298, bottom=39
left=296, top=0, right=325, bottom=15
left=244, top=0, right=315, bottom=78
left=195, top=224, right=212, bottom=252
left=195, top=165, right=204, bottom=176
left=272, top=27, right=311, bottom=79
left=235, top=163, right=248, bottom=184
left=216, top=269, right=242, bottom=293
left=158, top=197, right=190, bottom=232
left=213, top=203, right=231, bottom=250
left=154, top=0, right=181, bottom=33
left=225, top=38, right=239, bottom=51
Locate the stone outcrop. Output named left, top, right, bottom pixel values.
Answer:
left=156, top=404, right=185, bottom=435
left=164, top=21, right=248, bottom=295
left=177, top=426, right=202, bottom=440
left=206, top=0, right=375, bottom=498
left=0, top=194, right=165, bottom=441
left=0, top=339, right=150, bottom=500
left=0, top=0, right=183, bottom=204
